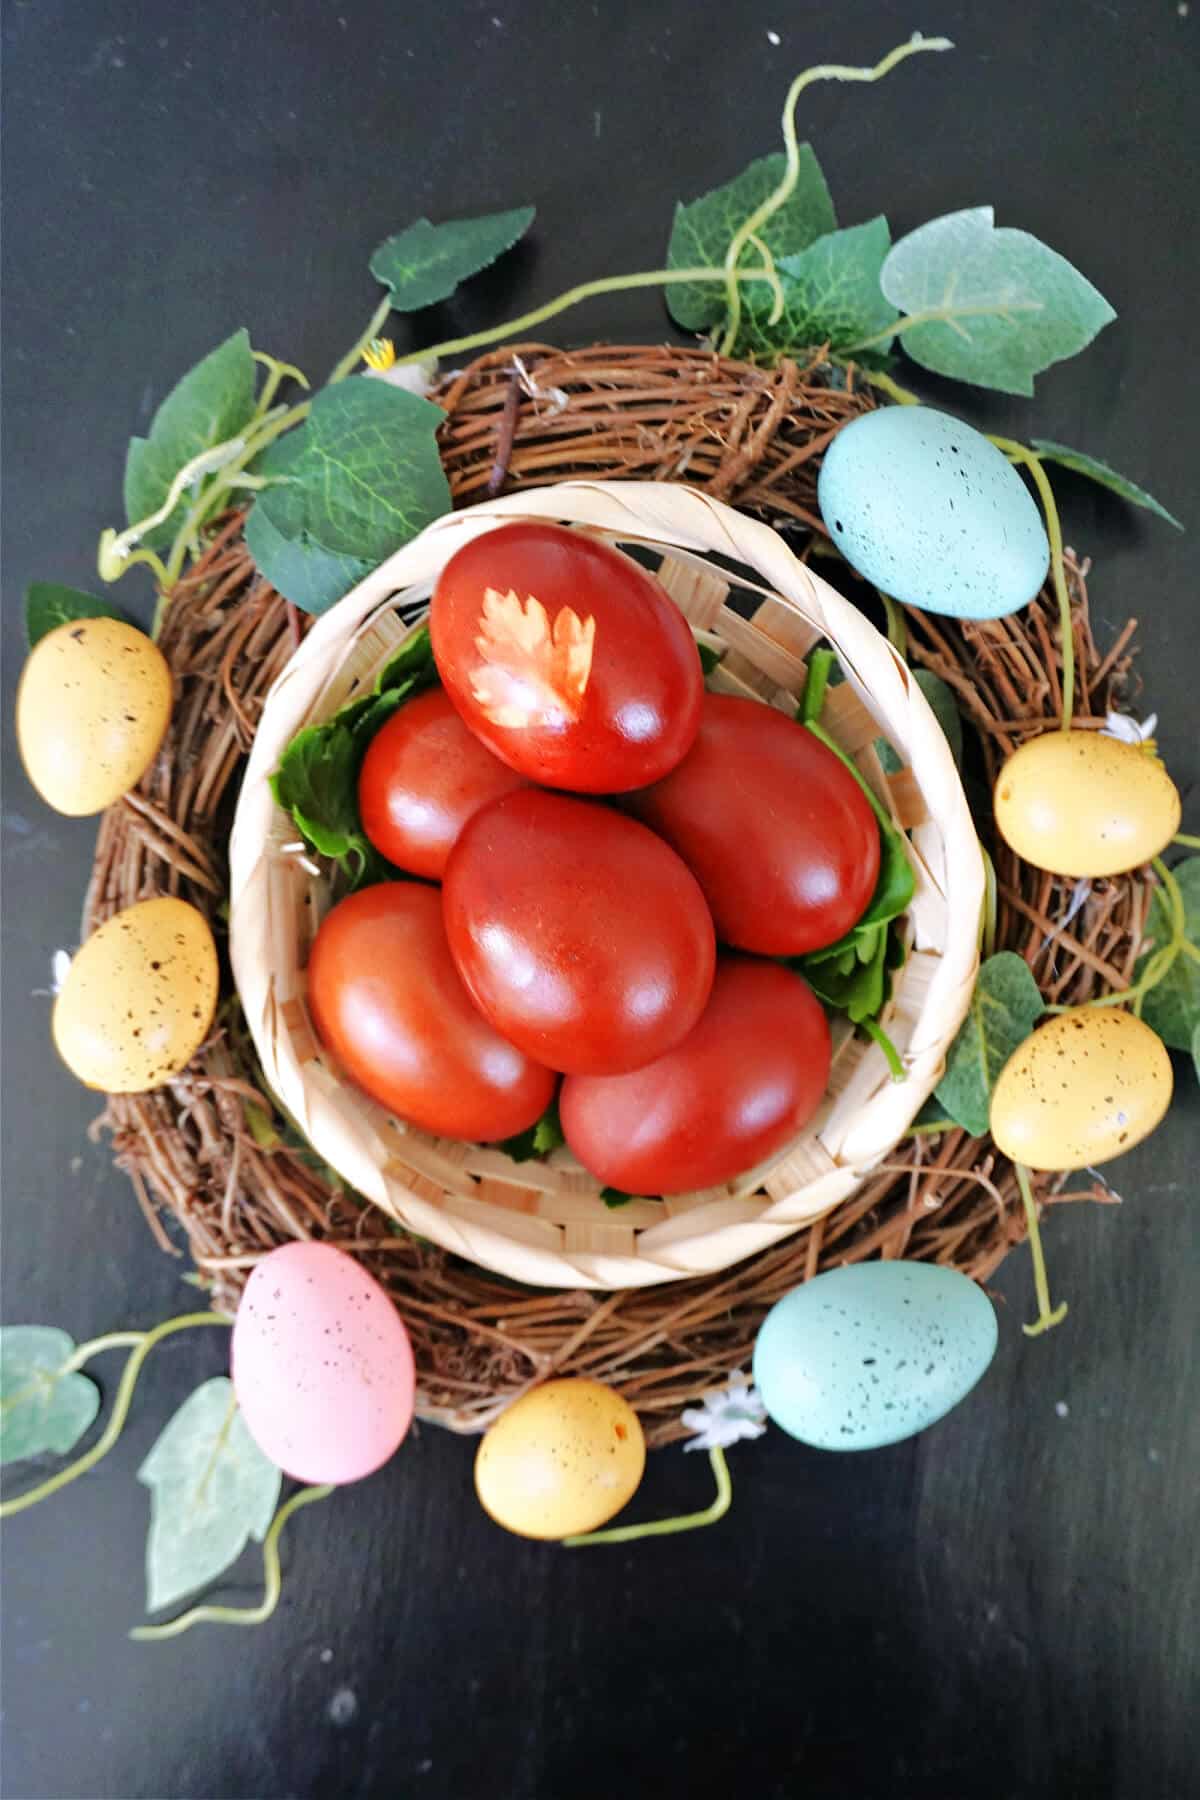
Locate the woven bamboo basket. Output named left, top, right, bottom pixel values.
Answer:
left=229, top=479, right=984, bottom=1289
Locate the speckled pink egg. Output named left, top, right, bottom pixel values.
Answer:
left=231, top=1242, right=415, bottom=1484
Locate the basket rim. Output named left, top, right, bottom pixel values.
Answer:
left=230, top=479, right=984, bottom=1289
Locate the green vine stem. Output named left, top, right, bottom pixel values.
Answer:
left=1014, top=1162, right=1069, bottom=1336
left=845, top=299, right=1043, bottom=360
left=0, top=1313, right=230, bottom=1520
left=860, top=1015, right=905, bottom=1080
left=564, top=1445, right=732, bottom=1547
left=880, top=591, right=907, bottom=657
left=106, top=259, right=785, bottom=628
left=1174, top=833, right=1200, bottom=850
left=980, top=847, right=998, bottom=959
left=717, top=33, right=954, bottom=355
left=988, top=437, right=1073, bottom=730
left=856, top=367, right=921, bottom=406
left=130, top=1483, right=334, bottom=1641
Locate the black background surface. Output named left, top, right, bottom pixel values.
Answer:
left=2, top=4, right=1197, bottom=1797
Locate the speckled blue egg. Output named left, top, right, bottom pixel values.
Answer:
left=752, top=1263, right=997, bottom=1450
left=817, top=407, right=1049, bottom=619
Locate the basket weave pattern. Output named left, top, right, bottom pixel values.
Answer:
left=229, top=482, right=984, bottom=1289
left=84, top=347, right=1148, bottom=1441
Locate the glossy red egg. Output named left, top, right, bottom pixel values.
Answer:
left=442, top=788, right=716, bottom=1076
left=560, top=955, right=831, bottom=1194
left=430, top=521, right=703, bottom=792
left=625, top=694, right=880, bottom=955
left=358, top=686, right=528, bottom=879
left=306, top=882, right=556, bottom=1142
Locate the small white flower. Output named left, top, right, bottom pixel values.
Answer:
left=52, top=949, right=72, bottom=993
left=1100, top=710, right=1157, bottom=745
left=681, top=1370, right=768, bottom=1452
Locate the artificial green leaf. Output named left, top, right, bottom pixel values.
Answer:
left=801, top=719, right=916, bottom=939
left=139, top=1376, right=281, bottom=1614
left=292, top=381, right=451, bottom=563
left=933, top=951, right=1045, bottom=1136
left=1030, top=441, right=1183, bottom=532
left=801, top=921, right=891, bottom=1024
left=601, top=1186, right=650, bottom=1209
left=375, top=624, right=435, bottom=694
left=736, top=217, right=898, bottom=359
left=124, top=329, right=257, bottom=549
left=1134, top=858, right=1200, bottom=1051
left=877, top=669, right=964, bottom=774
left=270, top=629, right=438, bottom=875
left=666, top=149, right=836, bottom=332
left=1192, top=1021, right=1200, bottom=1089
left=245, top=498, right=374, bottom=616
left=880, top=208, right=1116, bottom=396
left=24, top=583, right=129, bottom=649
left=272, top=720, right=363, bottom=863
left=697, top=640, right=724, bottom=676
left=0, top=1327, right=100, bottom=1465
left=497, top=1099, right=565, bottom=1163
left=370, top=206, right=535, bottom=311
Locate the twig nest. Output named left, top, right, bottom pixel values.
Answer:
left=817, top=407, right=1049, bottom=619
left=990, top=1007, right=1173, bottom=1171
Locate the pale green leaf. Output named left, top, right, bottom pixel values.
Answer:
left=124, top=330, right=257, bottom=549
left=138, top=1376, right=281, bottom=1614
left=25, top=583, right=128, bottom=649
left=1134, top=858, right=1200, bottom=1051
left=1191, top=1022, right=1200, bottom=1088
left=934, top=951, right=1045, bottom=1135
left=370, top=207, right=535, bottom=312
left=1, top=1327, right=100, bottom=1464
left=877, top=669, right=963, bottom=773
left=736, top=218, right=898, bottom=358
left=666, top=149, right=836, bottom=332
left=881, top=207, right=1116, bottom=396
left=1030, top=441, right=1183, bottom=532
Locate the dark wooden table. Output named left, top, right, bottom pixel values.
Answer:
left=3, top=3, right=1197, bottom=1796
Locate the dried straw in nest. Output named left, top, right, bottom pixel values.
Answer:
left=84, top=342, right=1147, bottom=1446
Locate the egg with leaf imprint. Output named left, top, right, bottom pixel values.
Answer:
left=989, top=1006, right=1173, bottom=1172
left=474, top=1378, right=645, bottom=1539
left=52, top=897, right=218, bottom=1092
left=430, top=521, right=703, bottom=792
left=994, top=730, right=1180, bottom=878
left=17, top=616, right=172, bottom=815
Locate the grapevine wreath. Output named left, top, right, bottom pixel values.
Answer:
left=5, top=36, right=1195, bottom=1631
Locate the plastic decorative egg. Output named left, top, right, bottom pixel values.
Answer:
left=994, top=731, right=1181, bottom=878
left=817, top=406, right=1050, bottom=619
left=52, top=897, right=218, bottom=1092
left=753, top=1264, right=998, bottom=1451
left=990, top=1007, right=1173, bottom=1171
left=16, top=617, right=172, bottom=815
left=474, top=1378, right=646, bottom=1539
left=232, top=1241, right=415, bottom=1484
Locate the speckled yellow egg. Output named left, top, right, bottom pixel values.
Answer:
left=17, top=617, right=172, bottom=815
left=990, top=1007, right=1173, bottom=1172
left=994, top=731, right=1180, bottom=878
left=474, top=1378, right=645, bottom=1540
left=53, top=898, right=218, bottom=1093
